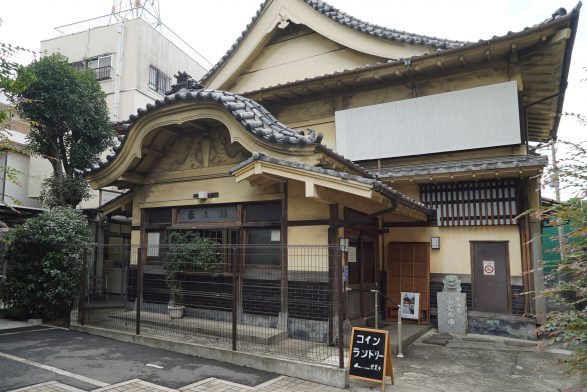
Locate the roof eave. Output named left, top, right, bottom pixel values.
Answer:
left=551, top=2, right=582, bottom=140
left=242, top=7, right=578, bottom=99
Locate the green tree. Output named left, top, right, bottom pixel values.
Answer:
left=0, top=41, right=35, bottom=120
left=0, top=207, right=91, bottom=320
left=538, top=140, right=587, bottom=375
left=15, top=53, right=114, bottom=207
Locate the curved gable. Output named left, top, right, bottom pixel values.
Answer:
left=202, top=0, right=466, bottom=92
left=84, top=87, right=324, bottom=189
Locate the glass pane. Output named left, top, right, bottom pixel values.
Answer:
left=146, top=208, right=172, bottom=224
left=245, top=228, right=281, bottom=265
left=99, top=56, right=111, bottom=67
left=88, top=59, right=99, bottom=69
left=178, top=205, right=237, bottom=223
left=245, top=202, right=281, bottom=222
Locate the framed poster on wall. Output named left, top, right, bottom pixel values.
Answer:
left=400, top=292, right=420, bottom=320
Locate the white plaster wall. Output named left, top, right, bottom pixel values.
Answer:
left=385, top=225, right=522, bottom=277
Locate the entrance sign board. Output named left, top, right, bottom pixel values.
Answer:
left=400, top=292, right=420, bottom=320
left=349, top=327, right=394, bottom=390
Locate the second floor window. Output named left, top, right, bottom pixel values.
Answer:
left=148, top=65, right=171, bottom=95
left=72, top=55, right=112, bottom=80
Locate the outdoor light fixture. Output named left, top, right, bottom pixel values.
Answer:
left=195, top=191, right=208, bottom=200
left=193, top=191, right=219, bottom=200
left=431, top=237, right=440, bottom=249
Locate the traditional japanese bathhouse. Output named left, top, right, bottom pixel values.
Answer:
left=85, top=0, right=580, bottom=335
left=84, top=74, right=431, bottom=335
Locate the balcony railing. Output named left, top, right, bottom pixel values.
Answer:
left=54, top=8, right=212, bottom=68
left=91, top=66, right=112, bottom=81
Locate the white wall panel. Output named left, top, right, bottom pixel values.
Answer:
left=335, top=81, right=521, bottom=160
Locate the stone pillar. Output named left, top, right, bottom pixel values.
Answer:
left=437, top=275, right=467, bottom=335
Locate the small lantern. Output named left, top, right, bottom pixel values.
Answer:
left=431, top=237, right=440, bottom=249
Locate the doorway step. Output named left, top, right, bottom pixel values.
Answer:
left=467, top=311, right=537, bottom=340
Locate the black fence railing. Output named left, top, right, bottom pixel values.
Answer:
left=73, top=243, right=346, bottom=367
left=91, top=66, right=112, bottom=80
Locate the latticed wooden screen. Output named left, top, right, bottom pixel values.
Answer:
left=420, top=179, right=519, bottom=226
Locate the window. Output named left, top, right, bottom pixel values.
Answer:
left=147, top=208, right=172, bottom=225
left=245, top=202, right=281, bottom=222
left=71, top=55, right=112, bottom=80
left=245, top=228, right=281, bottom=265
left=421, top=179, right=518, bottom=226
left=87, top=55, right=112, bottom=80
left=149, top=65, right=171, bottom=94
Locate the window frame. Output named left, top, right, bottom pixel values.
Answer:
left=148, top=65, right=171, bottom=95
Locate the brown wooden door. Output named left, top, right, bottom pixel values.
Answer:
left=471, top=242, right=510, bottom=313
left=387, top=242, right=430, bottom=324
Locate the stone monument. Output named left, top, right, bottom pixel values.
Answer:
left=437, top=275, right=467, bottom=334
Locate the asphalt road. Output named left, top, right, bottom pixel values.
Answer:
left=0, top=326, right=276, bottom=391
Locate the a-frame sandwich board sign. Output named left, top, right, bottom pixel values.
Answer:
left=348, top=327, right=394, bottom=390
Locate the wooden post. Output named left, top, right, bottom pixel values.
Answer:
left=328, top=204, right=338, bottom=346
left=336, top=246, right=344, bottom=369
left=279, top=182, right=288, bottom=330
left=232, top=245, right=238, bottom=351
left=136, top=209, right=147, bottom=335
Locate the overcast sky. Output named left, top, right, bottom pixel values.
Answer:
left=2, top=0, right=585, bottom=198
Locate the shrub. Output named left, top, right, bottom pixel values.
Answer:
left=164, top=231, right=222, bottom=305
left=0, top=207, right=91, bottom=319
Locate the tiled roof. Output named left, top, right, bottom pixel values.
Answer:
left=82, top=86, right=324, bottom=175
left=199, top=0, right=467, bottom=85
left=240, top=4, right=579, bottom=97
left=372, top=155, right=548, bottom=178
left=230, top=152, right=430, bottom=213
left=305, top=0, right=466, bottom=49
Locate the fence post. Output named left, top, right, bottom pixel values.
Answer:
left=79, top=247, right=88, bottom=326
left=232, top=246, right=237, bottom=351
left=136, top=243, right=145, bottom=335
left=336, top=247, right=344, bottom=369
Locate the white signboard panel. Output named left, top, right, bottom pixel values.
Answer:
left=335, top=81, right=521, bottom=160
left=483, top=260, right=496, bottom=276
left=348, top=246, right=357, bottom=263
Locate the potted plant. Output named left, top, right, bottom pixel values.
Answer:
left=164, top=231, right=221, bottom=319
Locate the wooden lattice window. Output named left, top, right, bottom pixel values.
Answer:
left=421, top=180, right=519, bottom=226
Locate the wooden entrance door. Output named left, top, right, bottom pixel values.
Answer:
left=386, top=242, right=430, bottom=324
left=347, top=233, right=378, bottom=322
left=471, top=242, right=510, bottom=313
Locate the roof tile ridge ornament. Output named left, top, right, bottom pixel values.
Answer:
left=168, top=71, right=204, bottom=95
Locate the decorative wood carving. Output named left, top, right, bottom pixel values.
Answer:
left=152, top=129, right=250, bottom=173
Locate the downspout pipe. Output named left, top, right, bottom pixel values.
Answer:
left=112, top=21, right=125, bottom=122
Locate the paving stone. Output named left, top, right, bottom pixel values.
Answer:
left=502, top=339, right=537, bottom=348
left=421, top=337, right=449, bottom=346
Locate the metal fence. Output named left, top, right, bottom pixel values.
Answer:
left=73, top=243, right=345, bottom=367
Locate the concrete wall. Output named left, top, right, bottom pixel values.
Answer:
left=4, top=152, right=41, bottom=208
left=41, top=18, right=206, bottom=121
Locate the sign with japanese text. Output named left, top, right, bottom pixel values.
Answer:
left=349, top=327, right=394, bottom=389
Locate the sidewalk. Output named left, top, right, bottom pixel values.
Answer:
left=5, top=328, right=582, bottom=392
left=0, top=317, right=30, bottom=330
